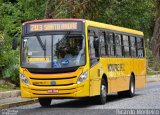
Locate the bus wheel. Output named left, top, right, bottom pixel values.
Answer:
left=118, top=76, right=135, bottom=97
left=95, top=78, right=107, bottom=105
left=38, top=98, right=52, bottom=107
left=127, top=76, right=135, bottom=97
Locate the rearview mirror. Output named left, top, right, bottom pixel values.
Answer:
left=12, top=33, right=18, bottom=50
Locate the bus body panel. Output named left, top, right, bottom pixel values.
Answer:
left=134, top=58, right=146, bottom=88
left=89, top=63, right=101, bottom=96
left=99, top=58, right=146, bottom=94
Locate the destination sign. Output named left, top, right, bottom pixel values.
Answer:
left=29, top=22, right=78, bottom=32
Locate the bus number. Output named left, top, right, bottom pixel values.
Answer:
left=30, top=24, right=43, bottom=32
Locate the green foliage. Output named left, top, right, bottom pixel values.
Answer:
left=45, top=0, right=155, bottom=39
left=0, top=84, right=19, bottom=91
left=146, top=48, right=154, bottom=68
left=0, top=2, right=20, bottom=84
left=0, top=0, right=158, bottom=84
left=0, top=0, right=45, bottom=85
left=104, top=0, right=155, bottom=38
left=0, top=35, right=19, bottom=84
left=1, top=48, right=19, bottom=83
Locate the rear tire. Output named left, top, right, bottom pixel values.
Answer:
left=95, top=78, right=107, bottom=105
left=38, top=98, right=52, bottom=107
left=126, top=76, right=135, bottom=97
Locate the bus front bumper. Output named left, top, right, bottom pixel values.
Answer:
left=20, top=82, right=89, bottom=98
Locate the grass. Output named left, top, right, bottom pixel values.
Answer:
left=147, top=71, right=158, bottom=76
left=0, top=84, right=19, bottom=92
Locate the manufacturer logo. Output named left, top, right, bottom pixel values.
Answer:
left=51, top=81, right=56, bottom=86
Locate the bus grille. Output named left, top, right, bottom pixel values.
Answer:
left=30, top=76, right=77, bottom=86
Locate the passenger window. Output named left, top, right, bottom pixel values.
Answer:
left=130, top=36, right=136, bottom=47
left=130, top=36, right=136, bottom=57
left=107, top=33, right=115, bottom=56
left=123, top=35, right=130, bottom=57
left=100, top=32, right=106, bottom=56
left=137, top=37, right=144, bottom=57
left=115, top=34, right=122, bottom=56
left=123, top=35, right=129, bottom=46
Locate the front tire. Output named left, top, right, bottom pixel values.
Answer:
left=95, top=78, right=107, bottom=105
left=38, top=98, right=52, bottom=107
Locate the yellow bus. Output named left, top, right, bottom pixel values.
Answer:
left=19, top=19, right=146, bottom=106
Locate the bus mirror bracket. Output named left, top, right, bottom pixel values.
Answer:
left=12, top=33, right=18, bottom=50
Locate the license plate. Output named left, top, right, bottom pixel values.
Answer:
left=48, top=89, right=59, bottom=93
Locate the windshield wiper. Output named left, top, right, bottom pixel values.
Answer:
left=36, top=35, right=46, bottom=58
left=56, top=31, right=71, bottom=49
left=36, top=35, right=46, bottom=50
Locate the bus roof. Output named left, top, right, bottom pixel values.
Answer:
left=85, top=20, right=143, bottom=36
left=23, top=18, right=143, bottom=36
left=22, top=18, right=85, bottom=25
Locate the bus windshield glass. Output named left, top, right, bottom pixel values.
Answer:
left=21, top=33, right=85, bottom=68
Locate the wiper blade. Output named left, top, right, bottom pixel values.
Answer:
left=36, top=35, right=46, bottom=50
left=36, top=35, right=47, bottom=58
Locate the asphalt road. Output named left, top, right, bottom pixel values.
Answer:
left=3, top=82, right=160, bottom=115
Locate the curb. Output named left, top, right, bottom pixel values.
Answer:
left=0, top=99, right=38, bottom=109
left=146, top=76, right=160, bottom=83
left=147, top=79, right=160, bottom=83
left=0, top=90, right=20, bottom=99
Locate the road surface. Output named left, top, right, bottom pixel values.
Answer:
left=2, top=82, right=160, bottom=115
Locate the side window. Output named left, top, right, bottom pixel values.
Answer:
left=107, top=33, right=115, bottom=56
left=137, top=37, right=144, bottom=57
left=100, top=32, right=106, bottom=56
left=115, top=34, right=122, bottom=56
left=88, top=30, right=99, bottom=66
left=123, top=35, right=130, bottom=57
left=130, top=36, right=136, bottom=57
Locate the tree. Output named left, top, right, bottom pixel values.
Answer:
left=0, top=0, right=46, bottom=84
left=44, top=0, right=108, bottom=19
left=44, top=0, right=155, bottom=38
left=152, top=0, right=160, bottom=70
left=0, top=0, right=157, bottom=84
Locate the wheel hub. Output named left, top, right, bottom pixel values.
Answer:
left=131, top=81, right=134, bottom=93
left=101, top=85, right=107, bottom=97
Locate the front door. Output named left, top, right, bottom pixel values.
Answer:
left=88, top=30, right=101, bottom=96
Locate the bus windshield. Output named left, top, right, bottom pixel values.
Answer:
left=21, top=33, right=85, bottom=69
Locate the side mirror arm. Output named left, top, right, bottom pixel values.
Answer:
left=12, top=33, right=18, bottom=50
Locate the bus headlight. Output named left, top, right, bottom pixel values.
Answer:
left=19, top=73, right=30, bottom=85
left=77, top=70, right=88, bottom=84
